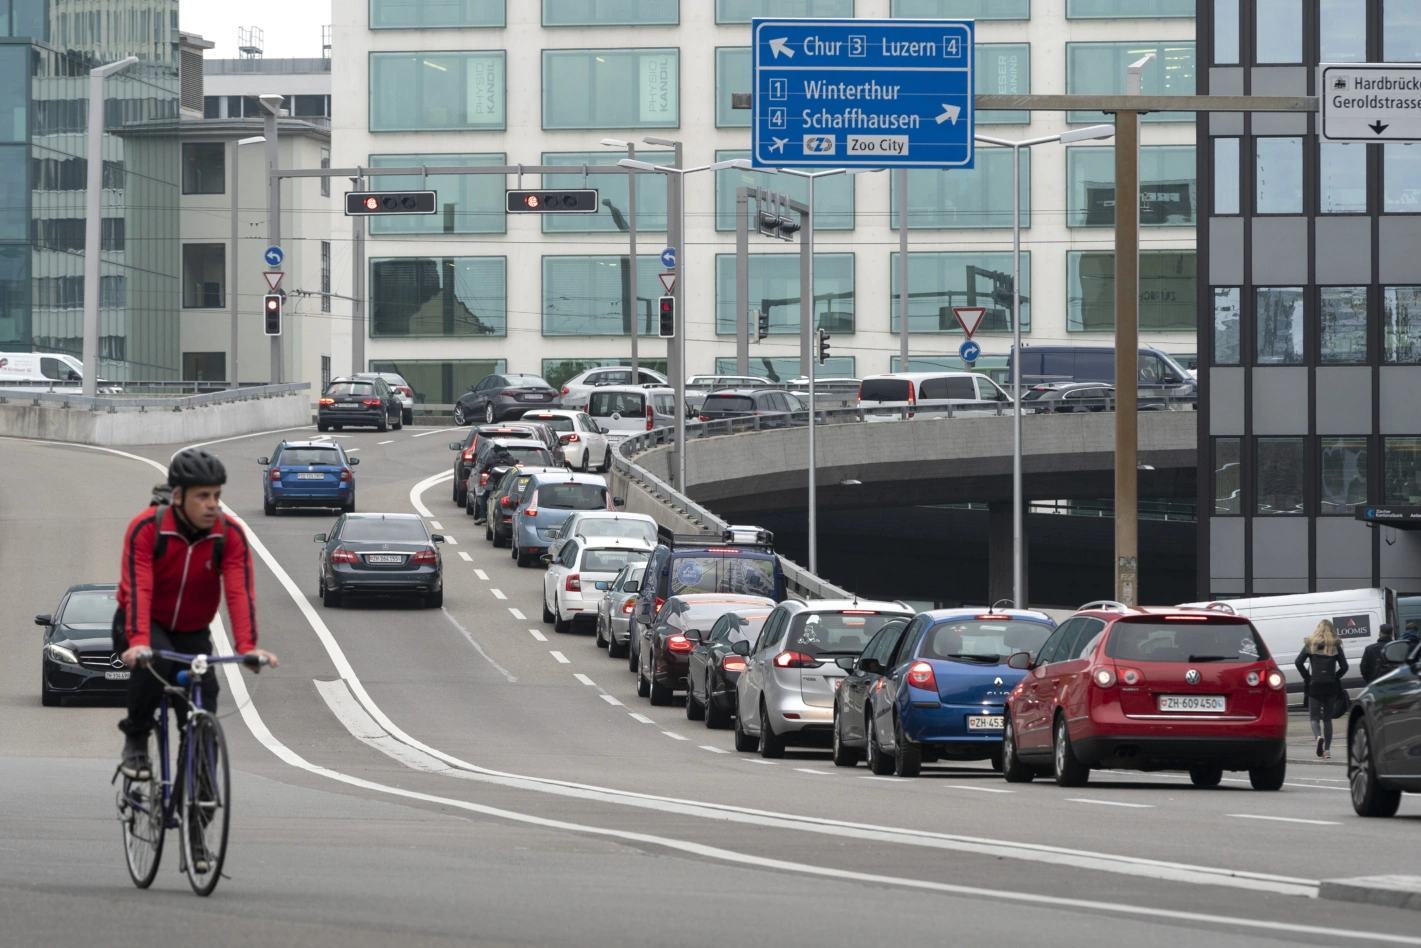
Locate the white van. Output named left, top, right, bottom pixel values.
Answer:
left=1177, top=588, right=1396, bottom=689
left=586, top=384, right=678, bottom=441
left=0, top=351, right=120, bottom=393
left=857, top=371, right=1010, bottom=420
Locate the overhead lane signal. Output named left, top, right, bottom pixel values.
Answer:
left=506, top=189, right=599, bottom=213
left=344, top=191, right=437, bottom=215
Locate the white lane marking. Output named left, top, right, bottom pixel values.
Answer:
left=430, top=521, right=443, bottom=530
left=549, top=651, right=570, bottom=664
left=946, top=785, right=1015, bottom=794
left=440, top=608, right=517, bottom=683
left=747, top=760, right=778, bottom=766
left=629, top=713, right=655, bottom=724
left=509, top=608, right=526, bottom=620
left=444, top=536, right=458, bottom=545
left=859, top=775, right=895, bottom=781
left=795, top=768, right=832, bottom=775
left=1229, top=814, right=1343, bottom=826
left=1096, top=768, right=1349, bottom=793
left=409, top=469, right=455, bottom=517
left=458, top=551, right=472, bottom=562
left=663, top=731, right=689, bottom=741
left=410, top=427, right=451, bottom=438
left=490, top=589, right=507, bottom=600
left=1068, top=799, right=1155, bottom=809
left=574, top=674, right=596, bottom=686
left=314, top=680, right=450, bottom=772
left=700, top=745, right=730, bottom=754
left=600, top=694, right=624, bottom=706
left=310, top=435, right=331, bottom=442
left=378, top=440, right=394, bottom=445
left=346, top=448, right=360, bottom=453
left=182, top=424, right=317, bottom=450
left=528, top=628, right=548, bottom=642
left=474, top=569, right=489, bottom=580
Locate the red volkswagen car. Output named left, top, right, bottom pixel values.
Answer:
left=1001, top=605, right=1288, bottom=790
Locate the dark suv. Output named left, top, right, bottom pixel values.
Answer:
left=448, top=424, right=541, bottom=507
left=318, top=377, right=402, bottom=432
left=696, top=389, right=805, bottom=427
left=454, top=374, right=561, bottom=426
left=1348, top=637, right=1421, bottom=816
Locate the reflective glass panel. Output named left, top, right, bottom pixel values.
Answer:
left=370, top=257, right=507, bottom=337
left=1067, top=251, right=1198, bottom=332
left=1321, top=0, right=1367, bottom=62
left=1256, top=0, right=1303, bottom=63
left=1214, top=437, right=1240, bottom=515
left=890, top=148, right=1030, bottom=229
left=542, top=0, right=678, bottom=25
left=1321, top=438, right=1368, bottom=515
left=1385, top=437, right=1421, bottom=504
left=1067, top=0, right=1193, bottom=17
left=716, top=47, right=750, bottom=128
left=977, top=44, right=1030, bottom=124
left=890, top=252, right=1030, bottom=334
left=715, top=150, right=854, bottom=231
left=369, top=0, right=505, bottom=28
left=542, top=255, right=666, bottom=336
left=891, top=0, right=1028, bottom=17
left=1319, top=286, right=1368, bottom=363
left=1384, top=286, right=1421, bottom=363
left=1214, top=287, right=1241, bottom=364
left=1214, top=138, right=1240, bottom=214
left=1384, top=143, right=1421, bottom=212
left=542, top=49, right=678, bottom=130
left=1214, top=0, right=1239, bottom=64
left=1320, top=142, right=1367, bottom=213
left=1256, top=438, right=1304, bottom=515
left=1067, top=145, right=1195, bottom=227
left=1385, top=0, right=1421, bottom=62
left=369, top=153, right=506, bottom=235
left=714, top=253, right=855, bottom=335
left=1256, top=137, right=1303, bottom=214
left=717, top=0, right=852, bottom=21
left=1256, top=287, right=1305, bottom=364
left=1066, top=42, right=1196, bottom=123
left=540, top=150, right=672, bottom=234
left=369, top=51, right=505, bottom=131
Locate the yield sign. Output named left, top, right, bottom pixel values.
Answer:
left=658, top=273, right=676, bottom=294
left=953, top=306, right=987, bottom=338
left=263, top=271, right=284, bottom=291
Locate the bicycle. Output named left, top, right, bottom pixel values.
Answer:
left=115, top=649, right=269, bottom=896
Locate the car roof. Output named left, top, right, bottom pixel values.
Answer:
left=489, top=438, right=547, bottom=449
left=521, top=409, right=579, bottom=417
left=278, top=440, right=343, bottom=450
left=568, top=511, right=654, bottom=523
left=66, top=582, right=117, bottom=593
left=922, top=607, right=1056, bottom=624
left=574, top=537, right=654, bottom=551
left=344, top=512, right=422, bottom=521
left=705, top=388, right=777, bottom=396
left=861, top=371, right=980, bottom=381
left=588, top=384, right=673, bottom=394
left=665, top=593, right=778, bottom=606
left=776, top=598, right=915, bottom=615
left=527, top=471, right=608, bottom=485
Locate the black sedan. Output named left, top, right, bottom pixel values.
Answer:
left=696, top=389, right=805, bottom=428
left=831, top=617, right=912, bottom=767
left=315, top=513, right=444, bottom=609
left=39, top=583, right=125, bottom=706
left=318, top=376, right=403, bottom=432
left=454, top=374, right=561, bottom=426
left=686, top=608, right=771, bottom=728
left=448, top=424, right=540, bottom=507
left=1021, top=382, right=1114, bottom=413
left=636, top=594, right=776, bottom=706
left=1348, top=638, right=1421, bottom=816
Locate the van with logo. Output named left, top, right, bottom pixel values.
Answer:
left=0, top=351, right=117, bottom=393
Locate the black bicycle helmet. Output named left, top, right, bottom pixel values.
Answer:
left=167, top=448, right=228, bottom=488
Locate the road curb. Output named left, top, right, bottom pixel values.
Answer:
left=1319, top=875, right=1421, bottom=911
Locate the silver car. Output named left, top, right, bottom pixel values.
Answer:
left=595, top=565, right=645, bottom=658
left=733, top=599, right=915, bottom=758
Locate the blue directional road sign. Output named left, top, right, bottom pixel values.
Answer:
left=959, top=340, right=981, bottom=364
left=752, top=18, right=974, bottom=169
left=264, top=246, right=284, bottom=268
left=660, top=247, right=677, bottom=269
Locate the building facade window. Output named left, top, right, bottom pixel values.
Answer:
left=1067, top=145, right=1195, bottom=227
left=1321, top=0, right=1367, bottom=62
left=1066, top=42, right=1196, bottom=123
left=543, top=0, right=679, bottom=25
left=1321, top=437, right=1368, bottom=514
left=321, top=241, right=332, bottom=313
left=181, top=142, right=223, bottom=195
left=370, top=257, right=507, bottom=337
left=1256, top=437, right=1304, bottom=515
left=0, top=45, right=26, bottom=144
left=369, top=359, right=507, bottom=405
left=181, top=244, right=224, bottom=308
left=1386, top=437, right=1421, bottom=504
left=716, top=48, right=750, bottom=128
left=717, top=0, right=853, bottom=23
left=1256, top=286, right=1305, bottom=364
left=1320, top=142, right=1366, bottom=213
left=1214, top=437, right=1241, bottom=515
left=542, top=49, right=678, bottom=130
left=182, top=352, right=225, bottom=382
left=1320, top=286, right=1367, bottom=363
left=1256, top=0, right=1303, bottom=63
left=1214, top=0, right=1239, bottom=63
left=541, top=151, right=671, bottom=234
left=369, top=51, right=505, bottom=132
left=1067, top=251, right=1198, bottom=332
left=1067, top=0, right=1193, bottom=18
left=321, top=355, right=331, bottom=391
left=1384, top=0, right=1421, bottom=62
left=976, top=44, right=1030, bottom=124
left=0, top=144, right=25, bottom=239
left=716, top=150, right=854, bottom=231
left=890, top=149, right=1030, bottom=229
left=369, top=0, right=505, bottom=29
left=320, top=147, right=331, bottom=198
left=1215, top=287, right=1241, bottom=364
left=1256, top=138, right=1303, bottom=214
left=542, top=255, right=663, bottom=336
left=1383, top=143, right=1421, bottom=212
left=1214, top=138, right=1240, bottom=214
left=1384, top=286, right=1421, bottom=362
left=715, top=355, right=857, bottom=379
left=891, top=0, right=1028, bottom=18
left=541, top=358, right=670, bottom=390
left=714, top=252, right=855, bottom=336
left=0, top=245, right=26, bottom=347
left=369, top=153, right=506, bottom=235
left=891, top=251, right=1031, bottom=334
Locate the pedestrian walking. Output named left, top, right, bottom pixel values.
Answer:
left=1295, top=620, right=1349, bottom=759
left=1403, top=620, right=1420, bottom=645
left=1361, top=623, right=1395, bottom=684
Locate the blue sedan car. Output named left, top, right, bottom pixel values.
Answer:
left=835, top=609, right=1055, bottom=777
left=258, top=440, right=359, bottom=515
left=509, top=471, right=624, bottom=568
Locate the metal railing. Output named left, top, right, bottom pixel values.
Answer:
left=0, top=381, right=309, bottom=413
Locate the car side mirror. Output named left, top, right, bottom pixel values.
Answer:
left=542, top=555, right=555, bottom=564
left=349, top=457, right=360, bottom=465
left=449, top=442, right=461, bottom=451
left=858, top=657, right=882, bottom=674
left=731, top=639, right=751, bottom=657
left=1384, top=640, right=1414, bottom=664
left=635, top=612, right=652, bottom=626
left=256, top=456, right=269, bottom=465
left=468, top=385, right=478, bottom=393
left=34, top=614, right=52, bottom=626
left=623, top=580, right=640, bottom=593
left=313, top=533, right=327, bottom=543
left=834, top=656, right=856, bottom=671
left=685, top=629, right=702, bottom=643
left=613, top=497, right=625, bottom=507
left=1007, top=651, right=1032, bottom=670
left=431, top=535, right=445, bottom=543
left=594, top=581, right=610, bottom=591
left=600, top=426, right=610, bottom=434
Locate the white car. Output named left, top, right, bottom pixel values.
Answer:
left=548, top=511, right=658, bottom=560
left=355, top=372, right=415, bottom=425
left=560, top=366, right=669, bottom=412
left=857, top=372, right=1010, bottom=421
left=542, top=537, right=654, bottom=635
left=586, top=384, right=678, bottom=440
left=516, top=409, right=612, bottom=472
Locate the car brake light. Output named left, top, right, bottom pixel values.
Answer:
left=1093, top=667, right=1117, bottom=688
left=479, top=472, right=489, bottom=486
left=722, top=656, right=747, bottom=672
left=561, top=386, right=570, bottom=395
left=499, top=389, right=519, bottom=397
left=654, top=597, right=665, bottom=615
left=565, top=574, right=581, bottom=592
left=646, top=404, right=654, bottom=431
left=856, top=382, right=863, bottom=405
left=1120, top=667, right=1143, bottom=685
left=668, top=634, right=693, bottom=653
left=400, top=386, right=413, bottom=398
left=1246, top=670, right=1261, bottom=686
left=907, top=381, right=916, bottom=405
left=563, top=433, right=580, bottom=442
left=605, top=493, right=616, bottom=511
left=319, top=397, right=334, bottom=405
left=774, top=650, right=822, bottom=669
left=704, top=548, right=741, bottom=554
left=413, top=549, right=437, bottom=565
left=1266, top=670, right=1285, bottom=690
left=269, top=467, right=281, bottom=482
left=907, top=661, right=937, bottom=690
left=501, top=496, right=516, bottom=507
left=340, top=467, right=352, bottom=482
left=362, top=398, right=382, bottom=407
left=524, top=490, right=538, bottom=516
left=1162, top=615, right=1209, bottom=621
left=976, top=614, right=1012, bottom=620
left=842, top=610, right=878, bottom=615
left=330, top=547, right=358, bottom=563
left=621, top=598, right=637, bottom=615
left=697, top=414, right=709, bottom=422
left=463, top=449, right=476, bottom=461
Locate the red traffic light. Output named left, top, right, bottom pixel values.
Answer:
left=523, top=195, right=541, bottom=209
left=363, top=196, right=379, bottom=211
left=265, top=296, right=279, bottom=311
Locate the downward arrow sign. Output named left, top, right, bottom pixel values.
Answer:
left=935, top=103, right=960, bottom=125
left=768, top=37, right=793, bottom=58
left=1370, top=120, right=1390, bottom=135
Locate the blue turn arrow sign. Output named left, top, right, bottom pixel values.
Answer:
left=959, top=340, right=981, bottom=364
left=752, top=17, right=974, bottom=169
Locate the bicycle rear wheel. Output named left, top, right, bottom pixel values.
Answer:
left=118, top=735, right=165, bottom=888
left=182, top=711, right=230, bottom=896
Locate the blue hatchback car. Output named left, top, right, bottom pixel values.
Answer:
left=258, top=440, right=358, bottom=515
left=843, top=609, right=1056, bottom=777
left=509, top=471, right=623, bottom=568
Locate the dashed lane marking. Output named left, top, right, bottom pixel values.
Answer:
left=378, top=440, right=394, bottom=445
left=474, top=569, right=489, bottom=580
left=458, top=551, right=472, bottom=562
left=746, top=760, right=778, bottom=766
left=528, top=628, right=548, bottom=642
left=430, top=521, right=443, bottom=530
left=946, top=785, right=1015, bottom=794
left=491, top=589, right=507, bottom=600
left=550, top=651, right=570, bottom=664
left=700, top=745, right=730, bottom=754
left=663, top=731, right=689, bottom=741
left=509, top=608, right=526, bottom=620
left=795, top=768, right=832, bottom=775
left=445, top=536, right=458, bottom=545
left=629, top=713, right=655, bottom=724
left=574, top=674, right=596, bottom=686
left=1068, top=799, right=1155, bottom=809
left=600, top=694, right=624, bottom=706
left=410, top=428, right=450, bottom=438
left=1229, top=814, right=1342, bottom=826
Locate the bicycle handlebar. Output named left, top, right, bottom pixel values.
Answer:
left=139, top=649, right=270, bottom=672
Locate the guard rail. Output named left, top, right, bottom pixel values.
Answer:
left=0, top=381, right=309, bottom=412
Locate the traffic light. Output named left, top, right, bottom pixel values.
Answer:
left=263, top=293, right=282, bottom=336
left=817, top=327, right=831, bottom=365
left=344, top=191, right=437, bottom=216
left=756, top=310, right=769, bottom=343
left=506, top=189, right=599, bottom=213
left=658, top=296, right=675, bottom=338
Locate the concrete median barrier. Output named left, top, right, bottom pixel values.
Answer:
left=0, top=387, right=311, bottom=446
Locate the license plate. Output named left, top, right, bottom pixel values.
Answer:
left=105, top=670, right=131, bottom=680
left=366, top=554, right=404, bottom=564
left=332, top=403, right=359, bottom=409
left=1158, top=695, right=1227, bottom=712
left=967, top=715, right=1004, bottom=731
left=523, top=394, right=545, bottom=400
left=296, top=472, right=324, bottom=480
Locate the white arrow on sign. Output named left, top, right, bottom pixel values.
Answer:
left=953, top=306, right=987, bottom=338
left=263, top=271, right=284, bottom=291
left=768, top=37, right=794, bottom=59
left=935, top=104, right=961, bottom=126
left=659, top=273, right=676, bottom=294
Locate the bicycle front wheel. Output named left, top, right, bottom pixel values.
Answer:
left=182, top=711, right=231, bottom=896
left=118, top=737, right=165, bottom=888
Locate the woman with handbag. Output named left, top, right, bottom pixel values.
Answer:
left=1295, top=619, right=1349, bottom=759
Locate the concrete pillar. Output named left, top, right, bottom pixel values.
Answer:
left=989, top=502, right=1028, bottom=607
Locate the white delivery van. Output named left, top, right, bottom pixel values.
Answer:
left=586, top=384, right=678, bottom=441
left=1177, top=588, right=1396, bottom=690
left=857, top=371, right=1010, bottom=421
left=0, top=351, right=117, bottom=392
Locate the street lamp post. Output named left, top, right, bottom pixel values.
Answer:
left=81, top=55, right=137, bottom=397
left=601, top=139, right=639, bottom=376
left=229, top=135, right=266, bottom=389
left=256, top=94, right=285, bottom=384
left=619, top=155, right=757, bottom=495
left=974, top=125, right=1114, bottom=608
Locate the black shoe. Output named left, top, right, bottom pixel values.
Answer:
left=121, top=734, right=151, bottom=781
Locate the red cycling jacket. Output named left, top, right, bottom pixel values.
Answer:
left=116, top=505, right=258, bottom=653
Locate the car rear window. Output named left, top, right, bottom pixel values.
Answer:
left=503, top=445, right=554, bottom=465
left=578, top=519, right=656, bottom=543
left=581, top=548, right=651, bottom=573
left=505, top=376, right=552, bottom=388
left=478, top=426, right=533, bottom=439
left=653, top=394, right=676, bottom=415
left=538, top=482, right=608, bottom=509
left=788, top=612, right=900, bottom=658
left=920, top=620, right=1054, bottom=665
left=859, top=379, right=911, bottom=402
left=1022, top=387, right=1051, bottom=402
left=669, top=555, right=777, bottom=598
left=705, top=395, right=755, bottom=412
left=278, top=447, right=341, bottom=466
left=326, top=382, right=374, bottom=397
left=529, top=415, right=575, bottom=432
left=341, top=518, right=428, bottom=542
left=61, top=590, right=118, bottom=624
left=589, top=391, right=644, bottom=416
left=919, top=376, right=977, bottom=400
left=1105, top=621, right=1267, bottom=663
left=660, top=599, right=771, bottom=633
left=715, top=613, right=769, bottom=645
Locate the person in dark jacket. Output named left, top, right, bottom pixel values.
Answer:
left=1361, top=624, right=1395, bottom=684
left=472, top=445, right=520, bottom=523
left=1295, top=619, right=1348, bottom=759
left=1404, top=620, right=1420, bottom=645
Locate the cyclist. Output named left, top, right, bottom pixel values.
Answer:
left=116, top=448, right=279, bottom=781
